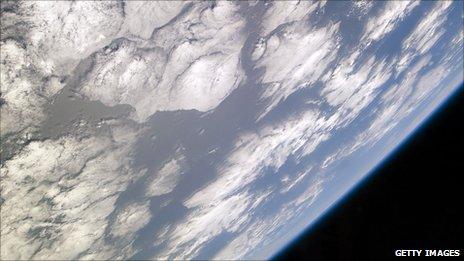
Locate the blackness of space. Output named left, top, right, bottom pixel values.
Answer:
left=274, top=84, right=464, bottom=261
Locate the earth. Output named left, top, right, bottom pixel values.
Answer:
left=1, top=1, right=463, bottom=260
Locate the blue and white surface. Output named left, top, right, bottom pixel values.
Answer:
left=1, top=1, right=463, bottom=260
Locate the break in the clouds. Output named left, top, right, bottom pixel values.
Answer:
left=1, top=1, right=462, bottom=260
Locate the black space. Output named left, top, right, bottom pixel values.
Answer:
left=274, top=84, right=464, bottom=261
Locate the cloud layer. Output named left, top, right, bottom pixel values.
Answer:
left=1, top=1, right=462, bottom=260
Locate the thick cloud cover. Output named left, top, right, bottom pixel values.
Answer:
left=1, top=1, right=462, bottom=260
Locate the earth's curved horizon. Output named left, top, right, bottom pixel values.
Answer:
left=1, top=1, right=463, bottom=260
left=271, top=80, right=463, bottom=260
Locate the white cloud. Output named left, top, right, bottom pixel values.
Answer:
left=321, top=53, right=395, bottom=128
left=160, top=41, right=402, bottom=256
left=397, top=1, right=452, bottom=75
left=361, top=1, right=419, bottom=46
left=254, top=0, right=424, bottom=131
left=111, top=201, right=152, bottom=239
left=145, top=153, right=185, bottom=197
left=20, top=1, right=124, bottom=75
left=332, top=2, right=454, bottom=153
left=350, top=1, right=374, bottom=17
left=2, top=2, right=246, bottom=128
left=153, top=190, right=269, bottom=260
left=150, top=109, right=333, bottom=259
left=0, top=1, right=123, bottom=140
left=441, top=28, right=463, bottom=67
left=255, top=21, right=340, bottom=119
left=280, top=165, right=313, bottom=193
left=355, top=1, right=454, bottom=148
left=213, top=176, right=324, bottom=260
left=292, top=178, right=324, bottom=207
left=80, top=2, right=246, bottom=122
left=213, top=212, right=290, bottom=260
left=2, top=1, right=461, bottom=260
left=205, top=4, right=460, bottom=258
left=403, top=1, right=451, bottom=54
left=0, top=39, right=62, bottom=137
left=120, top=1, right=187, bottom=39
left=321, top=54, right=451, bottom=170
left=0, top=122, right=143, bottom=260
left=137, top=107, right=335, bottom=259
left=259, top=1, right=321, bottom=36
left=186, top=110, right=330, bottom=208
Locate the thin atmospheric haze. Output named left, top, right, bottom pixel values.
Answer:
left=0, top=1, right=463, bottom=260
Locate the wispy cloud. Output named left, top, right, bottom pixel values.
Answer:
left=255, top=20, right=340, bottom=120
left=361, top=1, right=419, bottom=46
left=213, top=177, right=324, bottom=260
left=397, top=1, right=452, bottom=75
